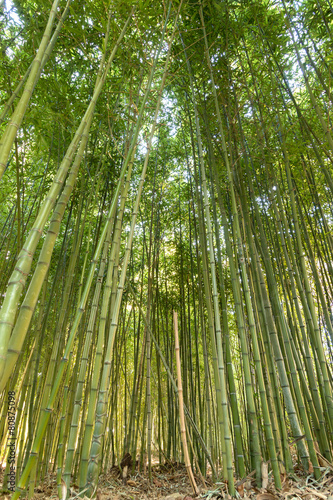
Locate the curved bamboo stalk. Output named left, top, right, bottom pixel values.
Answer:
left=0, top=0, right=61, bottom=180
left=0, top=0, right=72, bottom=127
left=0, top=10, right=134, bottom=385
left=77, top=153, right=134, bottom=489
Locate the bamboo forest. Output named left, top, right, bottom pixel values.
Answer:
left=0, top=0, right=333, bottom=499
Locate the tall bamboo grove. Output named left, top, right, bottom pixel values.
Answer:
left=0, top=0, right=332, bottom=498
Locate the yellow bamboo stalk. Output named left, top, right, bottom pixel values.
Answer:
left=173, top=311, right=199, bottom=497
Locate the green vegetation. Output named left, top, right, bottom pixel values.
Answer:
left=0, top=0, right=332, bottom=497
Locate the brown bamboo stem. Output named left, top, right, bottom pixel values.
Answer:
left=173, top=310, right=199, bottom=497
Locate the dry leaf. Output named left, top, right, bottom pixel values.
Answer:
left=237, top=483, right=245, bottom=497
left=257, top=493, right=278, bottom=500
left=244, top=480, right=252, bottom=490
left=304, top=488, right=327, bottom=500
left=282, top=480, right=292, bottom=493
left=314, top=442, right=333, bottom=470
left=165, top=494, right=183, bottom=500
left=127, top=479, right=137, bottom=487
left=317, top=454, right=333, bottom=470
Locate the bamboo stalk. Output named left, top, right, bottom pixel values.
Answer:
left=173, top=311, right=199, bottom=497
left=0, top=0, right=61, bottom=179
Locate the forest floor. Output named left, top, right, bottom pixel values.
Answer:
left=1, top=460, right=333, bottom=500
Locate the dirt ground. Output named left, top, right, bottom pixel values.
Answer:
left=1, top=461, right=333, bottom=500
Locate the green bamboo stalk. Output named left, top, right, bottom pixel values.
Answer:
left=269, top=179, right=331, bottom=453
left=180, top=52, right=231, bottom=480
left=233, top=101, right=317, bottom=472
left=0, top=121, right=96, bottom=391
left=192, top=101, right=235, bottom=490
left=0, top=11, right=133, bottom=383
left=62, top=216, right=114, bottom=489
left=194, top=164, right=227, bottom=473
left=205, top=116, right=246, bottom=478
left=78, top=153, right=134, bottom=488
left=282, top=0, right=333, bottom=155
left=197, top=12, right=268, bottom=486
left=0, top=0, right=61, bottom=179
left=0, top=0, right=72, bottom=127
left=127, top=281, right=217, bottom=476
left=186, top=159, right=216, bottom=468
left=145, top=236, right=155, bottom=482
left=10, top=108, right=136, bottom=500
left=240, top=161, right=313, bottom=472
left=56, top=352, right=73, bottom=498
left=85, top=10, right=178, bottom=489
left=278, top=115, right=333, bottom=425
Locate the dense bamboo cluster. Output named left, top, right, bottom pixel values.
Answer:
left=0, top=0, right=332, bottom=498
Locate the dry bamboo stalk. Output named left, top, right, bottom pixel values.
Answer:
left=173, top=310, right=200, bottom=497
